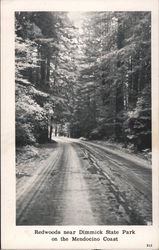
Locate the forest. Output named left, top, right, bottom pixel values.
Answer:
left=15, top=11, right=151, bottom=152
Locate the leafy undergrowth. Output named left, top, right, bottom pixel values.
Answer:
left=16, top=141, right=57, bottom=179
left=91, top=139, right=151, bottom=163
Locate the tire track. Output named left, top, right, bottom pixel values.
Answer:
left=77, top=141, right=152, bottom=202
left=77, top=142, right=152, bottom=225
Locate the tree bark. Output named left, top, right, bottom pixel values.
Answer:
left=49, top=125, right=52, bottom=141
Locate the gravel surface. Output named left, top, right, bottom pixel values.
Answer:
left=16, top=137, right=152, bottom=225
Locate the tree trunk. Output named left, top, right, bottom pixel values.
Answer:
left=49, top=125, right=52, bottom=141
left=55, top=125, right=57, bottom=137
left=46, top=55, right=50, bottom=83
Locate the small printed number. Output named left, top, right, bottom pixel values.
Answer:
left=147, top=244, right=152, bottom=247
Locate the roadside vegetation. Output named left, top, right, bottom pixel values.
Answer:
left=15, top=12, right=151, bottom=156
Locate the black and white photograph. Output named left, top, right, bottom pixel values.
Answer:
left=15, top=11, right=152, bottom=226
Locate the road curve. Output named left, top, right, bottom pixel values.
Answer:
left=16, top=137, right=152, bottom=225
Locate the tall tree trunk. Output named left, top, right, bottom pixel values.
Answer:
left=55, top=124, right=57, bottom=137
left=46, top=55, right=50, bottom=83
left=49, top=125, right=52, bottom=141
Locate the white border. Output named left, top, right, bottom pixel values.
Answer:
left=1, top=0, right=159, bottom=249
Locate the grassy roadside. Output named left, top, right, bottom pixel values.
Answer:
left=16, top=141, right=57, bottom=179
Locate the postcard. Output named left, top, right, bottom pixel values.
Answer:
left=1, top=0, right=159, bottom=249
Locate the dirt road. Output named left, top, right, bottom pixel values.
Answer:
left=16, top=137, right=152, bottom=225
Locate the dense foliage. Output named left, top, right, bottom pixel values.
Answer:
left=70, top=12, right=151, bottom=151
left=15, top=12, right=151, bottom=151
left=15, top=12, right=78, bottom=145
